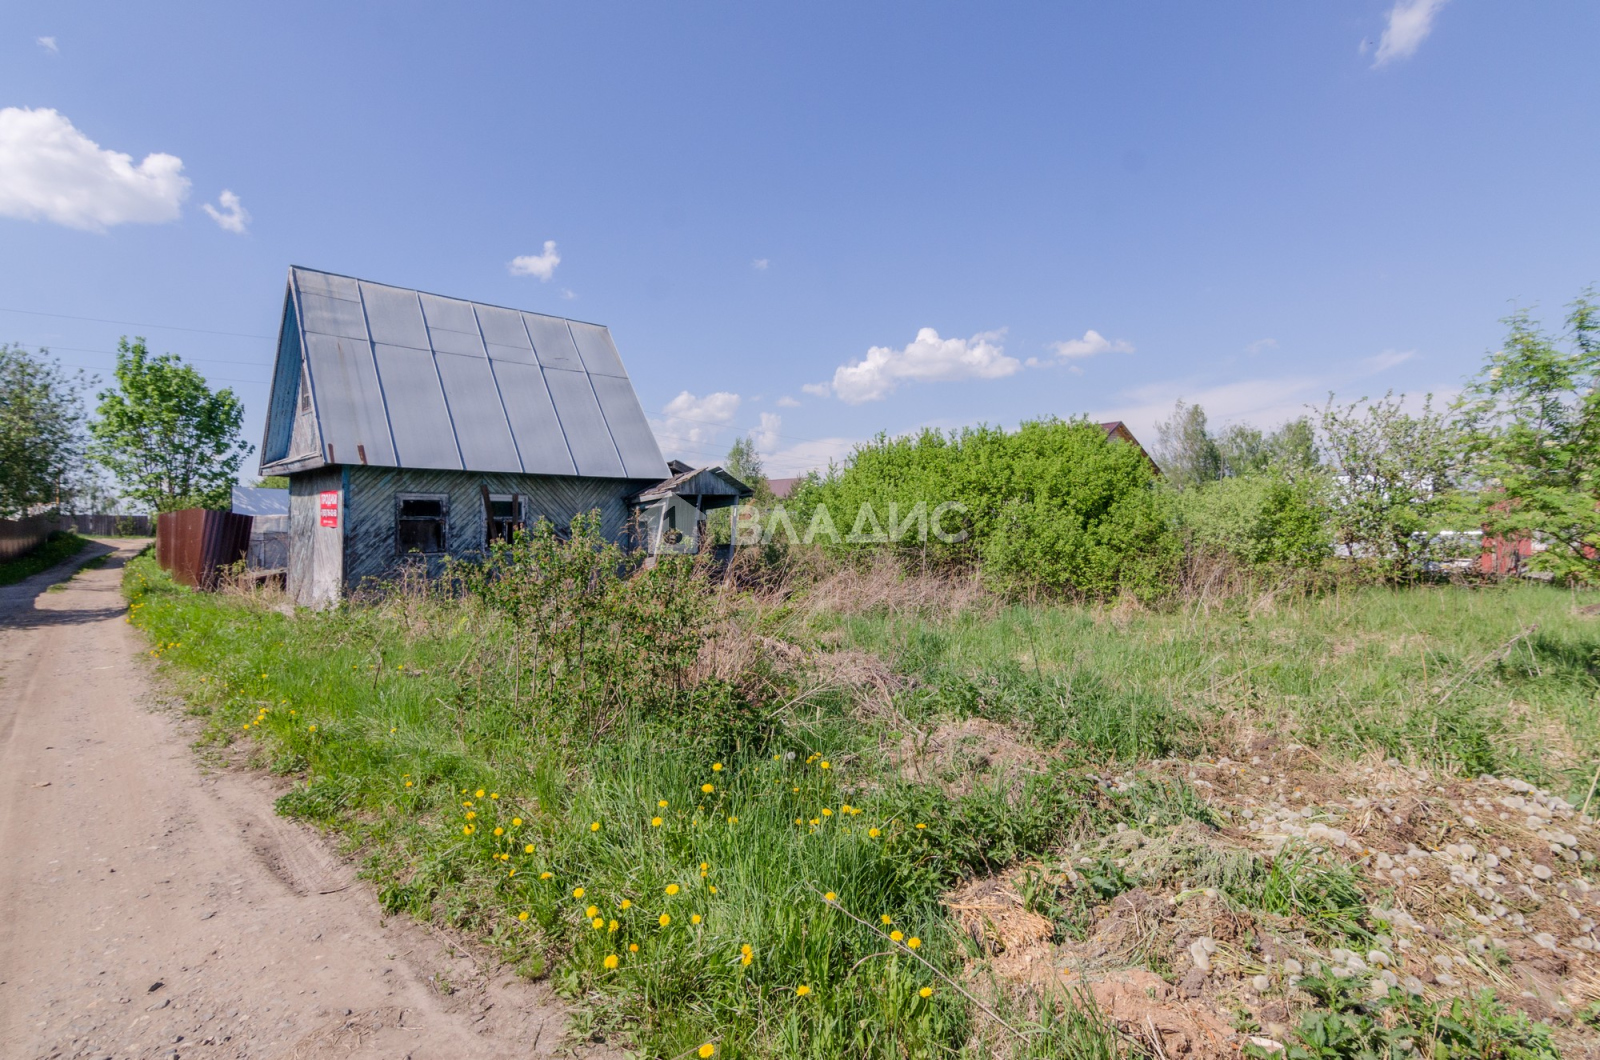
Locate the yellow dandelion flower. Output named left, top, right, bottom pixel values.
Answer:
left=712, top=762, right=723, bottom=772
left=919, top=986, right=933, bottom=998
left=540, top=871, right=553, bottom=880
left=658, top=799, right=668, bottom=808
left=821, top=808, right=833, bottom=817
left=518, top=911, right=530, bottom=922
left=603, top=953, right=619, bottom=969
left=792, top=786, right=800, bottom=793
left=691, top=914, right=702, bottom=925
left=916, top=823, right=927, bottom=830
left=908, top=937, right=922, bottom=949
left=508, top=868, right=516, bottom=877
left=573, top=887, right=585, bottom=899
left=490, top=793, right=499, bottom=799
left=405, top=780, right=414, bottom=788
left=820, top=761, right=830, bottom=769
left=658, top=913, right=671, bottom=927
left=741, top=953, right=752, bottom=966
left=890, top=930, right=903, bottom=942
left=591, top=917, right=605, bottom=929
left=824, top=891, right=838, bottom=902
left=590, top=821, right=600, bottom=832
left=727, top=816, right=738, bottom=824
left=868, top=828, right=881, bottom=838
left=701, top=783, right=714, bottom=793
left=881, top=915, right=892, bottom=925
left=308, top=724, right=317, bottom=732
left=794, top=818, right=802, bottom=825
left=698, top=1045, right=715, bottom=1059
left=511, top=817, right=522, bottom=826
left=525, top=843, right=535, bottom=854
left=741, top=943, right=753, bottom=956
left=666, top=883, right=680, bottom=895
left=466, top=810, right=477, bottom=820
left=796, top=985, right=811, bottom=997
left=629, top=942, right=639, bottom=952
left=586, top=905, right=599, bottom=917
left=608, top=919, right=618, bottom=932
left=808, top=818, right=820, bottom=826
left=651, top=816, right=663, bottom=827
left=620, top=899, right=632, bottom=910
left=708, top=885, right=717, bottom=894
left=390, top=727, right=397, bottom=734
left=493, top=827, right=504, bottom=836
left=463, top=825, right=474, bottom=835
left=475, top=789, right=485, bottom=798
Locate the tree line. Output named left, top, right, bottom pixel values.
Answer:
left=0, top=338, right=250, bottom=519
left=760, top=290, right=1600, bottom=595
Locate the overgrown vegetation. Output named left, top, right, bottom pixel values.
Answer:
left=124, top=518, right=1600, bottom=1056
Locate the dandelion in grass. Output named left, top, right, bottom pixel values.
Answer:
left=540, top=871, right=553, bottom=880
left=820, top=761, right=830, bottom=769
left=919, top=986, right=933, bottom=998
left=916, top=823, right=927, bottom=830
left=708, top=885, right=717, bottom=894
left=868, top=828, right=881, bottom=838
left=821, top=808, right=832, bottom=817
left=620, top=898, right=632, bottom=910
left=881, top=915, right=892, bottom=925
left=308, top=725, right=316, bottom=732
left=659, top=913, right=671, bottom=927
left=824, top=892, right=837, bottom=902
left=908, top=937, right=921, bottom=949
left=518, top=911, right=529, bottom=922
left=608, top=919, right=618, bottom=932
left=701, top=783, right=714, bottom=794
left=589, top=821, right=600, bottom=832
left=511, top=817, right=522, bottom=827
left=698, top=1045, right=715, bottom=1059
left=475, top=789, right=485, bottom=798
left=794, top=818, right=803, bottom=826
left=405, top=780, right=414, bottom=788
left=796, top=985, right=811, bottom=997
left=573, top=887, right=585, bottom=899
left=466, top=811, right=477, bottom=820
left=808, top=818, right=820, bottom=827
left=525, top=844, right=535, bottom=854
left=604, top=953, right=619, bottom=970
left=463, top=825, right=475, bottom=835
left=658, top=799, right=668, bottom=809
left=665, top=883, right=680, bottom=896
left=629, top=943, right=639, bottom=953
left=586, top=905, right=599, bottom=918
left=490, top=792, right=499, bottom=799
left=493, top=827, right=504, bottom=837
left=712, top=762, right=723, bottom=772
left=890, top=930, right=903, bottom=942
left=651, top=816, right=663, bottom=827
left=591, top=917, right=605, bottom=929
left=691, top=914, right=702, bottom=925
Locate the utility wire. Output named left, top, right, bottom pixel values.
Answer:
left=0, top=306, right=271, bottom=339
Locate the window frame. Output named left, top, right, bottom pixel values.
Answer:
left=484, top=492, right=522, bottom=546
left=395, top=492, right=450, bottom=555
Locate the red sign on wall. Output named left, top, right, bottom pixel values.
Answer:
left=319, top=491, right=340, bottom=528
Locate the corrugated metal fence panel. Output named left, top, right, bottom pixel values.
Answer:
left=65, top=513, right=153, bottom=536
left=0, top=514, right=67, bottom=562
left=155, top=509, right=252, bottom=589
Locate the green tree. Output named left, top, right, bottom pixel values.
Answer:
left=1458, top=292, right=1600, bottom=582
left=0, top=344, right=86, bottom=517
left=1155, top=400, right=1222, bottom=488
left=89, top=338, right=251, bottom=512
left=1317, top=391, right=1461, bottom=578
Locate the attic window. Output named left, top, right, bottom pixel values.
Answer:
left=299, top=365, right=312, bottom=413
left=397, top=495, right=448, bottom=555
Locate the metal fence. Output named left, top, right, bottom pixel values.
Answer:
left=64, top=513, right=154, bottom=536
left=155, top=509, right=254, bottom=589
left=0, top=513, right=69, bottom=562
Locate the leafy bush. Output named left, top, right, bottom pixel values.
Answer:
left=788, top=418, right=1176, bottom=601
left=1168, top=469, right=1331, bottom=571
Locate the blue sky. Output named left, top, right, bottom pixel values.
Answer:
left=2, top=1, right=1596, bottom=477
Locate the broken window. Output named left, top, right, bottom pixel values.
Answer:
left=486, top=494, right=520, bottom=544
left=396, top=495, right=448, bottom=554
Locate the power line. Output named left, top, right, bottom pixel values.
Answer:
left=21, top=342, right=273, bottom=371
left=0, top=306, right=271, bottom=339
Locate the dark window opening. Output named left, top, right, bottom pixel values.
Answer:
left=397, top=495, right=447, bottom=554
left=487, top=496, right=519, bottom=544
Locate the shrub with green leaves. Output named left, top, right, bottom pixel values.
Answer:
left=1167, top=469, right=1331, bottom=572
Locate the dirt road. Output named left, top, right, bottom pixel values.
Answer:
left=0, top=543, right=573, bottom=1060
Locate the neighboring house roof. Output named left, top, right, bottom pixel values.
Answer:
left=231, top=486, right=289, bottom=516
left=768, top=477, right=799, bottom=499
left=259, top=266, right=668, bottom=481
left=632, top=465, right=753, bottom=509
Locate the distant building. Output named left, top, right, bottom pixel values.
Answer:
left=258, top=267, right=734, bottom=607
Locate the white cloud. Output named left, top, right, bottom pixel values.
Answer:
left=776, top=395, right=801, bottom=408
left=0, top=107, right=189, bottom=231
left=201, top=189, right=249, bottom=234
left=764, top=436, right=861, bottom=478
left=817, top=327, right=1018, bottom=404
left=652, top=390, right=742, bottom=457
left=1245, top=337, right=1279, bottom=356
left=751, top=258, right=769, bottom=271
left=37, top=36, right=58, bottom=54
left=1047, top=329, right=1134, bottom=360
left=559, top=288, right=577, bottom=300
left=1373, top=0, right=1448, bottom=67
left=1360, top=349, right=1414, bottom=373
left=755, top=412, right=782, bottom=450
left=508, top=240, right=561, bottom=280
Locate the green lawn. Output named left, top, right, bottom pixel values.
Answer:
left=0, top=531, right=89, bottom=586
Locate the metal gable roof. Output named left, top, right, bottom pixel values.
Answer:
left=263, top=266, right=667, bottom=480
